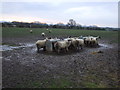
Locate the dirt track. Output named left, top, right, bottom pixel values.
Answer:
left=2, top=36, right=119, bottom=88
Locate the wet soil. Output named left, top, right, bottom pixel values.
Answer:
left=2, top=37, right=119, bottom=88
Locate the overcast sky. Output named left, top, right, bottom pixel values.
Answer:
left=1, top=0, right=119, bottom=28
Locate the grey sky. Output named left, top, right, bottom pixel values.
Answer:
left=1, top=0, right=118, bottom=28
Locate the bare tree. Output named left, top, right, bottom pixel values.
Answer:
left=68, top=19, right=76, bottom=26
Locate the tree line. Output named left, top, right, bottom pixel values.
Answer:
left=1, top=19, right=118, bottom=31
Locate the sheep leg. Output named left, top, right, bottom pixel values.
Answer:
left=55, top=47, right=57, bottom=52
left=73, top=45, right=77, bottom=51
left=57, top=46, right=60, bottom=53
left=80, top=45, right=83, bottom=49
left=92, top=41, right=95, bottom=47
left=96, top=43, right=99, bottom=46
left=90, top=41, right=93, bottom=47
left=85, top=41, right=87, bottom=46
left=86, top=41, right=89, bottom=46
left=43, top=46, right=46, bottom=51
left=76, top=46, right=78, bottom=52
left=58, top=49, right=60, bottom=54
left=36, top=44, right=40, bottom=53
left=95, top=42, right=99, bottom=46
left=66, top=47, right=69, bottom=52
left=37, top=48, right=39, bottom=53
left=75, top=44, right=79, bottom=51
left=52, top=42, right=55, bottom=51
left=90, top=41, right=92, bottom=47
left=92, top=41, right=94, bottom=46
left=54, top=42, right=58, bottom=52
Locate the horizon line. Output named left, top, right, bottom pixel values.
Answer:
left=0, top=20, right=118, bottom=28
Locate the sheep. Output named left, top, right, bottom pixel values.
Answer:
left=36, top=38, right=48, bottom=52
left=67, top=37, right=79, bottom=51
left=83, top=36, right=101, bottom=47
left=41, top=32, right=45, bottom=37
left=29, top=30, right=33, bottom=33
left=79, top=35, right=83, bottom=39
left=46, top=28, right=51, bottom=33
left=54, top=40, right=72, bottom=53
left=90, top=36, right=101, bottom=46
left=49, top=30, right=51, bottom=33
left=75, top=38, right=84, bottom=50
left=83, top=36, right=93, bottom=46
left=68, top=37, right=84, bottom=51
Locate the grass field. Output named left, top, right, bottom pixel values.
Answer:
left=2, top=27, right=118, bottom=43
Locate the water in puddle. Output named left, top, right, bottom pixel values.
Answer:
left=0, top=45, right=19, bottom=51
left=20, top=43, right=35, bottom=47
left=0, top=43, right=35, bottom=51
left=99, top=44, right=113, bottom=49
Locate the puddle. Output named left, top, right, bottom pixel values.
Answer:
left=0, top=45, right=21, bottom=51
left=99, top=44, right=113, bottom=49
left=20, top=43, right=35, bottom=47
left=0, top=43, right=35, bottom=51
left=83, top=43, right=114, bottom=54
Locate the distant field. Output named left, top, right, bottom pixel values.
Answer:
left=2, top=27, right=118, bottom=43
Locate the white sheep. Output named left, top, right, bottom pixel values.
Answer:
left=84, top=36, right=100, bottom=46
left=68, top=38, right=79, bottom=50
left=36, top=38, right=48, bottom=52
left=49, top=30, right=51, bottom=33
left=68, top=37, right=84, bottom=51
left=83, top=36, right=93, bottom=46
left=54, top=40, right=72, bottom=53
left=75, top=38, right=84, bottom=50
left=79, top=35, right=83, bottom=39
left=29, top=30, right=33, bottom=33
left=90, top=36, right=101, bottom=46
left=41, top=32, right=45, bottom=37
left=46, top=28, right=51, bottom=33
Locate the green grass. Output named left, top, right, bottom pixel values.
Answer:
left=82, top=82, right=107, bottom=88
left=47, top=78, right=72, bottom=88
left=16, top=77, right=108, bottom=88
left=2, top=27, right=118, bottom=43
left=16, top=78, right=73, bottom=88
left=82, top=75, right=107, bottom=88
left=83, top=82, right=99, bottom=88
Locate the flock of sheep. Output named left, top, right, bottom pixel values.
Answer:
left=35, top=32, right=101, bottom=54
left=29, top=29, right=101, bottom=53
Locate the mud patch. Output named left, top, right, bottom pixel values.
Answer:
left=2, top=41, right=118, bottom=88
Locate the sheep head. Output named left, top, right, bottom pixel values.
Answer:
left=67, top=40, right=72, bottom=47
left=96, top=36, right=101, bottom=40
left=41, top=33, right=45, bottom=37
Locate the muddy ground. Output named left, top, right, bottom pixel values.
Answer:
left=2, top=36, right=119, bottom=88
